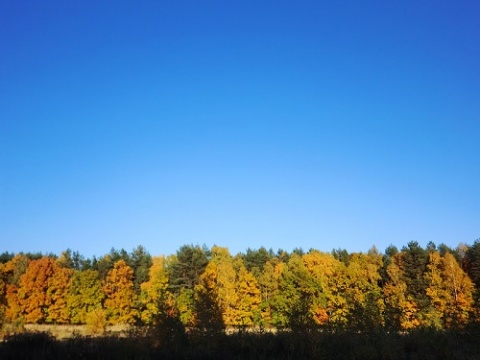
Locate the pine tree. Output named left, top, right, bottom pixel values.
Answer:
left=169, top=245, right=209, bottom=294
left=129, top=245, right=152, bottom=295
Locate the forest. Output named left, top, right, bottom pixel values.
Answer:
left=2, top=240, right=480, bottom=359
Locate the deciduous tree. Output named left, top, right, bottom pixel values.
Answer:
left=103, top=259, right=137, bottom=325
left=67, top=269, right=104, bottom=324
left=231, top=264, right=261, bottom=327
left=139, top=256, right=172, bottom=325
left=15, top=257, right=72, bottom=324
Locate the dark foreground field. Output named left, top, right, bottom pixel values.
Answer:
left=1, top=328, right=480, bottom=360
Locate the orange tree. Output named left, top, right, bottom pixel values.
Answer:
left=14, top=257, right=72, bottom=324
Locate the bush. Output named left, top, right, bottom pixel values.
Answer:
left=85, top=308, right=107, bottom=336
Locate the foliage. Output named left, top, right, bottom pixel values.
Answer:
left=139, top=256, right=171, bottom=324
left=67, top=269, right=104, bottom=324
left=13, top=257, right=72, bottom=324
left=0, top=263, right=5, bottom=329
left=241, top=247, right=273, bottom=278
left=103, top=260, right=137, bottom=325
left=85, top=308, right=108, bottom=335
left=2, top=240, right=480, bottom=334
left=168, top=244, right=209, bottom=294
left=128, top=245, right=152, bottom=295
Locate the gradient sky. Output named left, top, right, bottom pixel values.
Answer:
left=1, top=1, right=479, bottom=258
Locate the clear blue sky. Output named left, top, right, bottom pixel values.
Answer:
left=1, top=1, right=479, bottom=258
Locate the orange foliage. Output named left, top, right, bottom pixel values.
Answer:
left=103, top=259, right=137, bottom=325
left=14, top=257, right=72, bottom=324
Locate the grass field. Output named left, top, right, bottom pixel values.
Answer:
left=22, top=324, right=128, bottom=339
left=1, top=326, right=480, bottom=359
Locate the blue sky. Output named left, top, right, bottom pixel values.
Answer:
left=1, top=1, right=479, bottom=258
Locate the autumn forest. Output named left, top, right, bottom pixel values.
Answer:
left=2, top=240, right=480, bottom=335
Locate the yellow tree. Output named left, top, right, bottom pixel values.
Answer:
left=139, top=256, right=173, bottom=325
left=45, top=260, right=73, bottom=324
left=231, top=263, right=261, bottom=328
left=302, top=251, right=348, bottom=328
left=0, top=263, right=5, bottom=327
left=67, top=269, right=105, bottom=324
left=383, top=254, right=420, bottom=330
left=425, top=251, right=449, bottom=328
left=345, top=250, right=384, bottom=330
left=176, top=288, right=195, bottom=327
left=194, top=260, right=225, bottom=333
left=103, top=259, right=137, bottom=325
left=3, top=254, right=29, bottom=323
left=206, top=246, right=237, bottom=327
left=441, top=252, right=474, bottom=328
left=192, top=246, right=240, bottom=330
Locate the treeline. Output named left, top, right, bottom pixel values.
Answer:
left=2, top=240, right=480, bottom=333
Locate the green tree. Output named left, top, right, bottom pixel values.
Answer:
left=57, top=249, right=89, bottom=270
left=168, top=245, right=209, bottom=293
left=168, top=245, right=209, bottom=327
left=67, top=269, right=104, bottom=324
left=128, top=245, right=152, bottom=295
left=257, top=260, right=282, bottom=327
left=93, top=248, right=130, bottom=280
left=273, top=253, right=323, bottom=330
left=345, top=250, right=384, bottom=330
left=242, top=247, right=273, bottom=279
left=464, top=240, right=480, bottom=289
left=400, top=241, right=429, bottom=310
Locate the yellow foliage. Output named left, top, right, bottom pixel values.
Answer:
left=103, top=260, right=137, bottom=325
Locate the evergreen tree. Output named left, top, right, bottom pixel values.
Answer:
left=400, top=241, right=429, bottom=310
left=128, top=245, right=152, bottom=295
left=242, top=247, right=273, bottom=279
left=169, top=245, right=209, bottom=294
